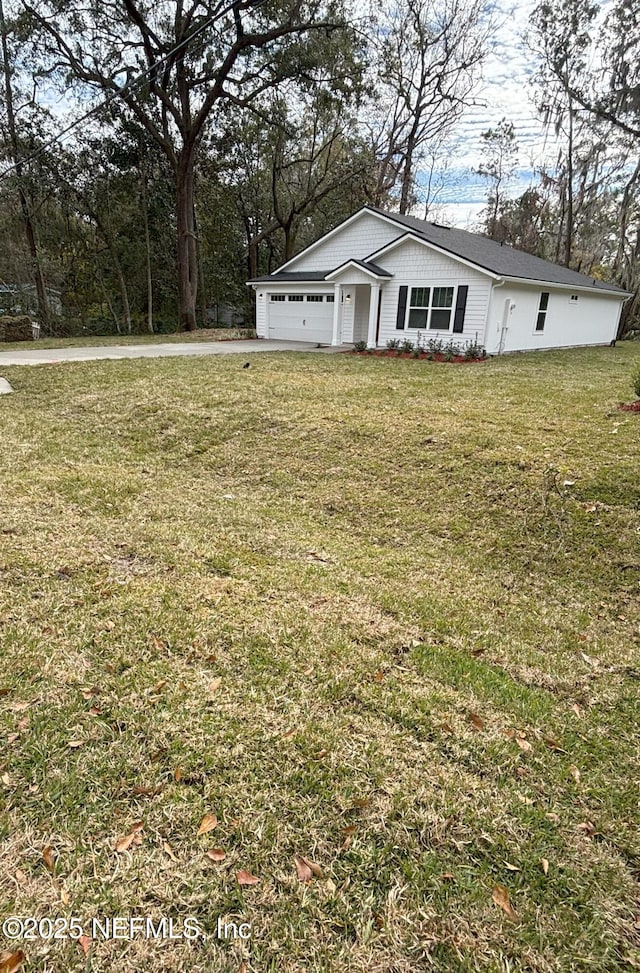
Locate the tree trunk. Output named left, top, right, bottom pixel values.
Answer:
left=563, top=102, right=574, bottom=267
left=93, top=215, right=131, bottom=333
left=140, top=157, right=154, bottom=333
left=0, top=0, right=52, bottom=332
left=193, top=202, right=208, bottom=328
left=176, top=150, right=198, bottom=331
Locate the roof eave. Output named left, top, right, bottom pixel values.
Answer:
left=499, top=275, right=630, bottom=297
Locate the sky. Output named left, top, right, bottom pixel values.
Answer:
left=425, top=0, right=545, bottom=229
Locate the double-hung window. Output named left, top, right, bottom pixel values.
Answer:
left=536, top=292, right=549, bottom=331
left=407, top=286, right=455, bottom=330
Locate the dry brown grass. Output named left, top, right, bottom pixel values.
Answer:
left=0, top=344, right=639, bottom=971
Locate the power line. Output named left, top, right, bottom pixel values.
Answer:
left=0, top=0, right=267, bottom=180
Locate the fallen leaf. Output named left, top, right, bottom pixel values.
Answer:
left=236, top=869, right=259, bottom=886
left=1, top=773, right=11, bottom=787
left=0, top=951, right=25, bottom=973
left=104, top=619, right=116, bottom=631
left=341, top=825, right=357, bottom=836
left=577, top=821, right=596, bottom=836
left=206, top=848, right=226, bottom=862
left=373, top=669, right=384, bottom=683
left=208, top=677, right=222, bottom=693
left=504, top=861, right=520, bottom=872
left=88, top=706, right=102, bottom=716
left=352, top=797, right=371, bottom=809
left=516, top=737, right=533, bottom=752
left=133, top=785, right=160, bottom=796
left=540, top=858, right=549, bottom=875
left=314, top=749, right=328, bottom=759
left=42, top=845, right=56, bottom=873
left=68, top=740, right=85, bottom=749
left=163, top=841, right=178, bottom=862
left=115, top=821, right=144, bottom=853
left=569, top=765, right=581, bottom=782
left=78, top=936, right=91, bottom=956
left=174, top=766, right=183, bottom=782
left=197, top=813, right=218, bottom=836
left=441, top=872, right=455, bottom=881
left=60, top=887, right=70, bottom=905
left=467, top=711, right=484, bottom=731
left=294, top=855, right=313, bottom=882
left=492, top=884, right=517, bottom=920
left=441, top=722, right=455, bottom=735
left=152, top=679, right=167, bottom=693
left=544, top=736, right=566, bottom=753
left=295, top=855, right=323, bottom=878
left=14, top=870, right=26, bottom=886
left=6, top=734, right=19, bottom=744
left=281, top=729, right=296, bottom=739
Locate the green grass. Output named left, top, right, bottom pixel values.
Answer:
left=0, top=344, right=639, bottom=972
left=0, top=327, right=255, bottom=352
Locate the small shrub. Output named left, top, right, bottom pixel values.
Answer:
left=354, top=340, right=367, bottom=352
left=633, top=369, right=640, bottom=400
left=400, top=338, right=414, bottom=353
left=464, top=341, right=486, bottom=360
left=443, top=340, right=460, bottom=361
left=411, top=346, right=421, bottom=358
left=427, top=337, right=444, bottom=355
left=386, top=338, right=400, bottom=350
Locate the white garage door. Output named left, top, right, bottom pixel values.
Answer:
left=268, top=293, right=334, bottom=344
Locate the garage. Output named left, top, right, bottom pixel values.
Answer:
left=267, top=292, right=334, bottom=344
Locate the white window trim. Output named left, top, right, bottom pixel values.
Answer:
left=403, top=282, right=459, bottom=333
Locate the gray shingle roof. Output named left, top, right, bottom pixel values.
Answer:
left=366, top=206, right=627, bottom=294
left=249, top=271, right=328, bottom=283
left=345, top=259, right=392, bottom=277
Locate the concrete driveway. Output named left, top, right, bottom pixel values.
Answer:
left=0, top=338, right=338, bottom=367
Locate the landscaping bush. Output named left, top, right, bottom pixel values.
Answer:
left=353, top=340, right=367, bottom=352
left=0, top=315, right=33, bottom=342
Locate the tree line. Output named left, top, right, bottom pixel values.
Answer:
left=0, top=0, right=638, bottom=337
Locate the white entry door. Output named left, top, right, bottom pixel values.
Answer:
left=268, top=294, right=334, bottom=344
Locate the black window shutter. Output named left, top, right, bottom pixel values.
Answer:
left=396, top=286, right=408, bottom=330
left=452, top=285, right=468, bottom=333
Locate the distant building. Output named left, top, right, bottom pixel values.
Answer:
left=0, top=284, right=63, bottom=318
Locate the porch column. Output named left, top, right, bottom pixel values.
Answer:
left=367, top=283, right=380, bottom=349
left=331, top=283, right=341, bottom=346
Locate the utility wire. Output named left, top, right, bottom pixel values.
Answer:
left=0, top=0, right=267, bottom=180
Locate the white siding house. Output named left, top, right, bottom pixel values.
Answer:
left=249, top=207, right=629, bottom=352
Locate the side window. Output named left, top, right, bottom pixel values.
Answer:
left=287, top=295, right=303, bottom=302
left=270, top=294, right=285, bottom=302
left=536, top=292, right=549, bottom=331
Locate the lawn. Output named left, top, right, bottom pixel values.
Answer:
left=0, top=345, right=639, bottom=973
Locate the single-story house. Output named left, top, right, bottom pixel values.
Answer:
left=248, top=206, right=629, bottom=353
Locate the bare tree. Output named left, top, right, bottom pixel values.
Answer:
left=368, top=0, right=491, bottom=214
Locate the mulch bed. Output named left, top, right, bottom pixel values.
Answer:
left=351, top=349, right=486, bottom=364
left=618, top=400, right=640, bottom=412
